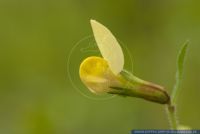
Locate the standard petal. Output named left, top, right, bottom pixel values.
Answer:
left=90, top=19, right=124, bottom=75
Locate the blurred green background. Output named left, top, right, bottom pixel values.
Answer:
left=0, top=0, right=200, bottom=133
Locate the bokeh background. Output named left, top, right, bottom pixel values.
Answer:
left=0, top=0, right=200, bottom=133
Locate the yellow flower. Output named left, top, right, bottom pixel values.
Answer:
left=79, top=20, right=170, bottom=104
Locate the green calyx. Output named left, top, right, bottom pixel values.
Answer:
left=109, top=70, right=170, bottom=104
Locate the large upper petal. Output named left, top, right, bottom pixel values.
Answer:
left=90, top=19, right=124, bottom=75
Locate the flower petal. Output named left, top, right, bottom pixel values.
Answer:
left=90, top=19, right=124, bottom=75
left=79, top=56, right=119, bottom=94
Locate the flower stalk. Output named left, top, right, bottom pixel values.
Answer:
left=166, top=104, right=178, bottom=129
left=166, top=41, right=189, bottom=130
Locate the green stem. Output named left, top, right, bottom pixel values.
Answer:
left=166, top=104, right=178, bottom=129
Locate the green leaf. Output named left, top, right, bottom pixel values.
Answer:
left=171, top=40, right=189, bottom=104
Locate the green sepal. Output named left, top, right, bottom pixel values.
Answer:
left=108, top=70, right=170, bottom=104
